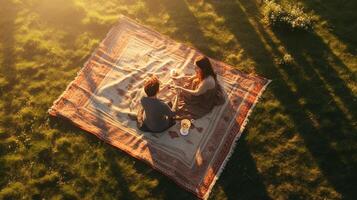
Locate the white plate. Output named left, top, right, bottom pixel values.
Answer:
left=180, top=129, right=189, bottom=136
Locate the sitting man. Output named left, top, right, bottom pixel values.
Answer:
left=133, top=76, right=176, bottom=133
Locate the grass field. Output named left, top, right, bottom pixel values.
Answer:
left=0, top=0, right=356, bottom=199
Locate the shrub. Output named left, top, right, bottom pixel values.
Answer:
left=262, top=0, right=314, bottom=31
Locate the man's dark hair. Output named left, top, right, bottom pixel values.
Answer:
left=144, top=76, right=160, bottom=97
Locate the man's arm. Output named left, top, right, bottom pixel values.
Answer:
left=160, top=100, right=175, bottom=118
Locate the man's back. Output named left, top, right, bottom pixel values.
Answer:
left=141, top=97, right=175, bottom=132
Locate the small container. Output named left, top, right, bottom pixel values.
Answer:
left=180, top=119, right=191, bottom=136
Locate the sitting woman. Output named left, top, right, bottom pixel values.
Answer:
left=172, top=56, right=225, bottom=119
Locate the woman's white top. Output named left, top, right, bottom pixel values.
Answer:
left=191, top=76, right=216, bottom=96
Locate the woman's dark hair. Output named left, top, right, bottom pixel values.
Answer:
left=195, top=56, right=216, bottom=80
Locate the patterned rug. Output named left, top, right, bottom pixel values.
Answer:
left=49, top=16, right=271, bottom=199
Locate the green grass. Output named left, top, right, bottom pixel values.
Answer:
left=0, top=0, right=356, bottom=199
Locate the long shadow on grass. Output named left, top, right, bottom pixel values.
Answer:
left=105, top=148, right=141, bottom=200
left=299, top=0, right=357, bottom=55
left=216, top=136, right=272, bottom=200
left=271, top=29, right=357, bottom=122
left=270, top=26, right=357, bottom=200
left=208, top=0, right=356, bottom=199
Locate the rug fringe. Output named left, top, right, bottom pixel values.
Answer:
left=203, top=79, right=271, bottom=200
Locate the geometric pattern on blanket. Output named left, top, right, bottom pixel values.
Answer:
left=49, top=16, right=270, bottom=200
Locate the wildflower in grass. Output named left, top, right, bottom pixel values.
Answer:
left=274, top=53, right=294, bottom=66
left=283, top=53, right=293, bottom=64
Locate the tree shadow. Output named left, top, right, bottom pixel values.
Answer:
left=215, top=136, right=272, bottom=200
left=207, top=0, right=356, bottom=198
left=272, top=29, right=356, bottom=121
left=299, top=0, right=357, bottom=55
left=270, top=24, right=357, bottom=200
left=104, top=147, right=142, bottom=200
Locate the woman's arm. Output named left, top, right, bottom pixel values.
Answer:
left=175, top=77, right=215, bottom=96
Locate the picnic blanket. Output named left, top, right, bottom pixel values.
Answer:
left=49, top=16, right=271, bottom=199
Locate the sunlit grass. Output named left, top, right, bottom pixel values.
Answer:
left=0, top=0, right=356, bottom=199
